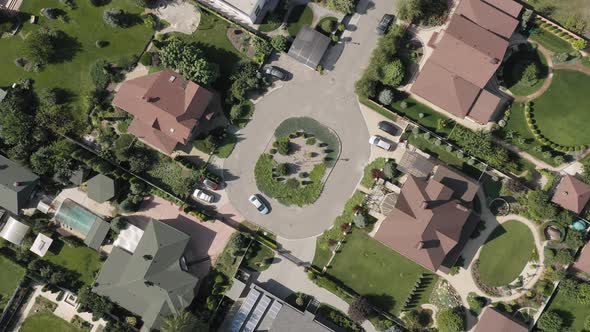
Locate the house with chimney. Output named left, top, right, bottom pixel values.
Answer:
left=410, top=0, right=523, bottom=124
left=0, top=154, right=39, bottom=215
left=112, top=70, right=217, bottom=155
left=374, top=161, right=480, bottom=272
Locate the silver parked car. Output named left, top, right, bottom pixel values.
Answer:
left=249, top=194, right=269, bottom=214
left=192, top=189, right=214, bottom=203
left=369, top=135, right=393, bottom=151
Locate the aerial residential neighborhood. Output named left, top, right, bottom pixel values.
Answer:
left=0, top=0, right=589, bottom=331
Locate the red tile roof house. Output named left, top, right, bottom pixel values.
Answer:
left=112, top=70, right=216, bottom=155
left=573, top=242, right=590, bottom=277
left=473, top=307, right=528, bottom=332
left=551, top=175, right=590, bottom=215
left=374, top=164, right=480, bottom=272
left=410, top=0, right=523, bottom=125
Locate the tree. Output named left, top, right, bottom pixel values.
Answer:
left=90, top=59, right=112, bottom=89
left=537, top=310, right=563, bottom=332
left=159, top=40, right=219, bottom=86
left=271, top=35, right=288, bottom=52
left=22, top=28, right=60, bottom=66
left=565, top=230, right=585, bottom=249
left=128, top=151, right=150, bottom=173
left=520, top=63, right=539, bottom=86
left=277, top=139, right=291, bottom=155
left=381, top=59, right=405, bottom=87
left=230, top=104, right=245, bottom=120
left=520, top=190, right=557, bottom=221
left=577, top=283, right=590, bottom=304
left=402, top=309, right=422, bottom=332
left=30, top=146, right=55, bottom=175
left=397, top=0, right=422, bottom=22
left=383, top=161, right=398, bottom=179
left=276, top=163, right=288, bottom=176
left=564, top=13, right=587, bottom=35
left=103, top=8, right=128, bottom=28
left=355, top=73, right=377, bottom=98
left=467, top=292, right=486, bottom=313
left=161, top=310, right=208, bottom=332
left=353, top=213, right=366, bottom=228
left=40, top=8, right=60, bottom=19
left=229, top=62, right=261, bottom=101
left=50, top=271, right=67, bottom=285
left=252, top=38, right=273, bottom=64
left=437, top=307, right=464, bottom=332
left=327, top=0, right=355, bottom=14
left=113, top=134, right=135, bottom=161
left=77, top=286, right=114, bottom=320
left=348, top=296, right=371, bottom=323
left=378, top=89, right=394, bottom=105
left=573, top=39, right=588, bottom=50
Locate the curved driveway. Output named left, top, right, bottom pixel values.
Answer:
left=224, top=0, right=389, bottom=239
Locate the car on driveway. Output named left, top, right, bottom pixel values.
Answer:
left=369, top=135, right=393, bottom=151
left=376, top=14, right=394, bottom=35
left=193, top=189, right=214, bottom=203
left=378, top=121, right=400, bottom=136
left=200, top=177, right=221, bottom=191
left=262, top=65, right=288, bottom=80
left=249, top=194, right=269, bottom=214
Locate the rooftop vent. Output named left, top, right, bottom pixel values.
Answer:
left=421, top=201, right=429, bottom=209
left=13, top=181, right=22, bottom=187
left=170, top=128, right=175, bottom=133
left=417, top=241, right=425, bottom=249
left=169, top=75, right=176, bottom=83
left=490, top=58, right=499, bottom=64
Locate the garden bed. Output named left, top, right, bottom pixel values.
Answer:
left=500, top=43, right=549, bottom=96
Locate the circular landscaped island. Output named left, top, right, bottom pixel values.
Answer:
left=532, top=70, right=590, bottom=147
left=476, top=220, right=535, bottom=287
left=254, top=117, right=340, bottom=206
left=500, top=43, right=548, bottom=96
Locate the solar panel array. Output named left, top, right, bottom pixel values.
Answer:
left=230, top=289, right=260, bottom=332
left=243, top=295, right=272, bottom=332
left=266, top=301, right=283, bottom=320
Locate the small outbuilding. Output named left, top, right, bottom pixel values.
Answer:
left=30, top=233, right=53, bottom=257
left=87, top=174, right=115, bottom=203
left=573, top=242, right=590, bottom=275
left=551, top=175, right=590, bottom=214
left=288, top=26, right=331, bottom=69
left=0, top=216, right=30, bottom=246
left=473, top=307, right=528, bottom=332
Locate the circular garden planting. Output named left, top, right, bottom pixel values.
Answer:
left=532, top=70, right=590, bottom=147
left=477, top=220, right=535, bottom=287
left=254, top=117, right=340, bottom=206
left=500, top=43, right=548, bottom=96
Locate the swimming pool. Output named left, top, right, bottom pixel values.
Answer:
left=55, top=199, right=104, bottom=236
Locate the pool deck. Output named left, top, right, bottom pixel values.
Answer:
left=52, top=188, right=117, bottom=219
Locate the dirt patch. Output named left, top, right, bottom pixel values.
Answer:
left=227, top=27, right=256, bottom=58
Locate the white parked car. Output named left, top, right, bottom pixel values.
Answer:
left=369, top=135, right=393, bottom=151
left=192, top=189, right=214, bottom=203
left=249, top=194, right=269, bottom=215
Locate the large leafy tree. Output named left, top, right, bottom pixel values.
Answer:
left=229, top=62, right=261, bottom=101
left=161, top=310, right=208, bottom=332
left=22, top=28, right=61, bottom=65
left=537, top=310, right=564, bottom=332
left=159, top=40, right=219, bottom=86
left=381, top=58, right=405, bottom=87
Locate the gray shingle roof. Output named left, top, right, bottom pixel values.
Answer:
left=84, top=218, right=110, bottom=250
left=87, top=174, right=115, bottom=203
left=0, top=155, right=39, bottom=214
left=93, top=220, right=198, bottom=331
left=288, top=26, right=331, bottom=69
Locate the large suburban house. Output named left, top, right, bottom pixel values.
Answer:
left=200, top=0, right=269, bottom=25
left=374, top=161, right=480, bottom=272
left=113, top=70, right=215, bottom=155
left=551, top=175, right=590, bottom=215
left=473, top=307, right=528, bottom=332
left=0, top=154, right=39, bottom=215
left=410, top=0, right=523, bottom=124
left=93, top=219, right=199, bottom=332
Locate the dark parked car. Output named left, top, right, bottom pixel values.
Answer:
left=378, top=121, right=400, bottom=136
left=262, top=65, right=287, bottom=80
left=376, top=14, right=394, bottom=35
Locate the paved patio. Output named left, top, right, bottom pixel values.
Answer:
left=153, top=0, right=201, bottom=35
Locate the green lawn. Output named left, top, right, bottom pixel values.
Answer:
left=389, top=98, right=453, bottom=136
left=0, top=255, right=26, bottom=309
left=0, top=0, right=153, bottom=119
left=527, top=0, right=590, bottom=36
left=533, top=70, right=590, bottom=146
left=287, top=5, right=314, bottom=36
left=242, top=241, right=275, bottom=272
left=529, top=30, right=574, bottom=54
left=327, top=231, right=438, bottom=314
left=20, top=313, right=81, bottom=332
left=582, top=57, right=590, bottom=69
left=477, top=220, right=534, bottom=287
left=502, top=46, right=549, bottom=96
left=44, top=241, right=102, bottom=285
left=500, top=102, right=560, bottom=166
left=544, top=279, right=590, bottom=331
left=145, top=152, right=200, bottom=197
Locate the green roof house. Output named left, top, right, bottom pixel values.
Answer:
left=93, top=220, right=198, bottom=331
left=0, top=155, right=39, bottom=214
left=87, top=174, right=115, bottom=203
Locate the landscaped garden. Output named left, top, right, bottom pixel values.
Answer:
left=541, top=277, right=590, bottom=332
left=254, top=117, right=339, bottom=206
left=525, top=0, right=590, bottom=36
left=0, top=255, right=26, bottom=311
left=286, top=5, right=314, bottom=36
left=20, top=312, right=82, bottom=332
left=531, top=70, right=590, bottom=147
left=44, top=239, right=103, bottom=286
left=241, top=240, right=275, bottom=272
left=529, top=29, right=574, bottom=54
left=476, top=220, right=535, bottom=287
left=500, top=43, right=549, bottom=96
left=326, top=231, right=438, bottom=315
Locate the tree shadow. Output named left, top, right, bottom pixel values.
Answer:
left=365, top=294, right=395, bottom=313
left=51, top=31, right=82, bottom=64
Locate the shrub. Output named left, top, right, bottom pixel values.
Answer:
left=103, top=8, right=127, bottom=28
left=521, top=63, right=539, bottom=86
left=400, top=101, right=408, bottom=109
left=573, top=39, right=588, bottom=50
left=348, top=297, right=371, bottom=323
left=467, top=292, right=486, bottom=313
left=40, top=8, right=60, bottom=19
left=437, top=307, right=464, bottom=332
left=352, top=213, right=366, bottom=228
left=537, top=310, right=564, bottom=332
left=277, top=138, right=291, bottom=155
left=378, top=88, right=394, bottom=105
left=327, top=0, right=355, bottom=14
left=381, top=58, right=405, bottom=87
left=89, top=59, right=111, bottom=89
left=306, top=137, right=316, bottom=145
left=276, top=163, right=288, bottom=176
left=271, top=35, right=288, bottom=52
left=95, top=40, right=108, bottom=48
left=355, top=74, right=377, bottom=98
left=230, top=103, right=245, bottom=120
left=139, top=52, right=152, bottom=66
left=14, top=57, right=26, bottom=67
left=321, top=18, right=335, bottom=33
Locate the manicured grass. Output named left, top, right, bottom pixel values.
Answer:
left=582, top=56, right=590, bottom=69
left=254, top=154, right=326, bottom=206
left=532, top=70, right=590, bottom=146
left=242, top=241, right=275, bottom=272
left=359, top=97, right=398, bottom=122
left=216, top=132, right=238, bottom=159
left=527, top=0, right=590, bottom=36
left=529, top=30, right=574, bottom=54
left=327, top=231, right=438, bottom=314
left=44, top=241, right=102, bottom=286
left=0, top=255, right=26, bottom=306
left=0, top=0, right=153, bottom=119
left=502, top=46, right=549, bottom=96
left=388, top=98, right=453, bottom=136
left=477, top=220, right=534, bottom=287
left=20, top=313, right=82, bottom=332
left=544, top=279, right=590, bottom=331
left=287, top=5, right=314, bottom=36
left=361, top=158, right=387, bottom=188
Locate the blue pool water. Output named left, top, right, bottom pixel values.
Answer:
left=55, top=199, right=102, bottom=236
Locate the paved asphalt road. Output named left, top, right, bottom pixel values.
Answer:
left=224, top=0, right=392, bottom=239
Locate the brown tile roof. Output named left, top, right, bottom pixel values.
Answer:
left=481, top=0, right=523, bottom=17
left=374, top=165, right=480, bottom=271
left=113, top=70, right=213, bottom=154
left=456, top=0, right=520, bottom=39
left=474, top=307, right=528, bottom=332
left=551, top=175, right=590, bottom=214
left=431, top=165, right=480, bottom=202
left=128, top=118, right=179, bottom=155
left=411, top=61, right=480, bottom=118
left=467, top=90, right=502, bottom=124
left=573, top=243, right=590, bottom=275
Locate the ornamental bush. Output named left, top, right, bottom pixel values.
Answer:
left=381, top=59, right=405, bottom=87
left=271, top=35, right=288, bottom=52
left=573, top=39, right=588, bottom=50
left=378, top=89, right=394, bottom=105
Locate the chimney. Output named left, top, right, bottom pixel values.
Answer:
left=490, top=58, right=499, bottom=64
left=564, top=191, right=569, bottom=196
left=13, top=181, right=22, bottom=187
left=421, top=201, right=429, bottom=209
left=456, top=203, right=468, bottom=212
left=417, top=241, right=425, bottom=249
left=168, top=75, right=176, bottom=83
